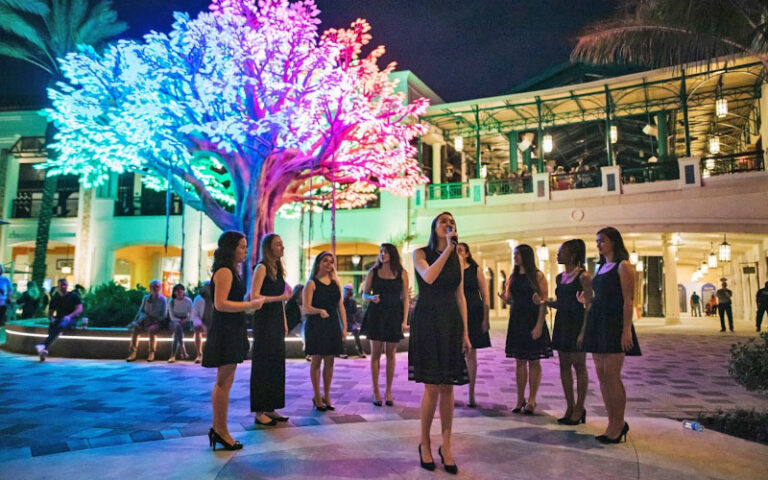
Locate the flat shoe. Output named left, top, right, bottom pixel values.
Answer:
left=254, top=415, right=277, bottom=426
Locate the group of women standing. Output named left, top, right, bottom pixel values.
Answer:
left=200, top=216, right=641, bottom=470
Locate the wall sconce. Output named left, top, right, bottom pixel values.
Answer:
left=454, top=136, right=463, bottom=152
left=610, top=125, right=618, bottom=144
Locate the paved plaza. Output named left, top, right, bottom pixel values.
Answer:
left=0, top=315, right=766, bottom=479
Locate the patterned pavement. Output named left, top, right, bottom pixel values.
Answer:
left=0, top=316, right=766, bottom=461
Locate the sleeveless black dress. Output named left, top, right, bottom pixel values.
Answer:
left=464, top=263, right=491, bottom=349
left=364, top=267, right=405, bottom=342
left=202, top=266, right=249, bottom=367
left=505, top=272, right=553, bottom=360
left=250, top=264, right=286, bottom=412
left=551, top=271, right=585, bottom=352
left=583, top=263, right=641, bottom=355
left=408, top=247, right=468, bottom=385
left=305, top=278, right=343, bottom=356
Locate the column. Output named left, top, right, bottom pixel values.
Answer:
left=662, top=233, right=681, bottom=325
left=507, top=131, right=518, bottom=174
left=73, top=188, right=93, bottom=286
left=656, top=111, right=668, bottom=159
left=460, top=151, right=467, bottom=183
left=432, top=143, right=442, bottom=184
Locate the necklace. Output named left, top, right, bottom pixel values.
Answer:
left=561, top=267, right=580, bottom=283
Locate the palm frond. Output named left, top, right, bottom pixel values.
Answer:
left=49, top=0, right=71, bottom=56
left=75, top=0, right=127, bottom=48
left=68, top=0, right=89, bottom=31
left=0, top=5, right=51, bottom=58
left=0, top=0, right=50, bottom=17
left=0, top=38, right=53, bottom=73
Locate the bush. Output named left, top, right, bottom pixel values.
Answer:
left=728, top=332, right=768, bottom=392
left=82, top=282, right=147, bottom=328
left=697, top=409, right=768, bottom=445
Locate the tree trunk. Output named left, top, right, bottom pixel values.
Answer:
left=31, top=121, right=59, bottom=285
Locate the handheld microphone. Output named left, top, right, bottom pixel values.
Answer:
left=447, top=227, right=458, bottom=246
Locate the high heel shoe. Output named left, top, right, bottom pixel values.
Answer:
left=597, top=422, right=629, bottom=444
left=560, top=410, right=586, bottom=426
left=254, top=414, right=277, bottom=426
left=208, top=428, right=243, bottom=451
left=438, top=446, right=458, bottom=474
left=323, top=397, right=335, bottom=411
left=312, top=397, right=327, bottom=412
left=418, top=444, right=435, bottom=471
left=523, top=401, right=536, bottom=415
left=512, top=399, right=526, bottom=413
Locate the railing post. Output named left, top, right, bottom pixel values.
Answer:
left=468, top=178, right=485, bottom=204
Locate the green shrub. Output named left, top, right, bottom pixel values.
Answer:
left=82, top=282, right=147, bottom=328
left=697, top=409, right=768, bottom=445
left=728, top=332, right=768, bottom=392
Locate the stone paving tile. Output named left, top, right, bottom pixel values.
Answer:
left=0, top=320, right=766, bottom=457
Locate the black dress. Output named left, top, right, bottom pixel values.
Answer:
left=408, top=247, right=468, bottom=385
left=505, top=272, right=553, bottom=360
left=250, top=264, right=286, bottom=412
left=583, top=263, right=641, bottom=356
left=464, top=263, right=491, bottom=349
left=364, top=267, right=405, bottom=342
left=304, top=278, right=343, bottom=356
left=202, top=266, right=249, bottom=368
left=551, top=271, right=585, bottom=352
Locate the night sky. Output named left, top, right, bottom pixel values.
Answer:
left=0, top=0, right=619, bottom=107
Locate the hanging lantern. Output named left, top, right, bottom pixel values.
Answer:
left=630, top=242, right=638, bottom=264
left=708, top=242, right=718, bottom=268
left=351, top=254, right=361, bottom=266
left=537, top=239, right=549, bottom=262
left=454, top=136, right=463, bottom=152
left=715, top=97, right=728, bottom=118
left=708, top=135, right=720, bottom=154
left=610, top=125, right=618, bottom=144
left=542, top=134, right=553, bottom=154
left=700, top=260, right=709, bottom=274
left=718, top=234, right=731, bottom=262
left=635, top=260, right=644, bottom=272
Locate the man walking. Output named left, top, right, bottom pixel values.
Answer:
left=35, top=278, right=83, bottom=361
left=756, top=281, right=768, bottom=333
left=690, top=292, right=701, bottom=317
left=716, top=279, right=734, bottom=332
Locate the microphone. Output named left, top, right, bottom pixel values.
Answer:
left=447, top=227, right=458, bottom=246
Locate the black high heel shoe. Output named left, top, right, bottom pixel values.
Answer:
left=208, top=428, right=243, bottom=451
left=512, top=400, right=526, bottom=413
left=312, top=397, right=327, bottom=412
left=438, top=446, right=458, bottom=474
left=418, top=444, right=435, bottom=471
left=322, top=397, right=335, bottom=411
left=560, top=410, right=587, bottom=426
left=597, top=422, right=629, bottom=444
left=523, top=401, right=536, bottom=415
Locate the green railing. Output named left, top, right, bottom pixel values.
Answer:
left=701, top=150, right=765, bottom=178
left=485, top=178, right=532, bottom=195
left=427, top=182, right=469, bottom=200
left=621, top=161, right=679, bottom=184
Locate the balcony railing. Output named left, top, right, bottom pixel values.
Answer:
left=427, top=182, right=469, bottom=200
left=114, top=194, right=183, bottom=216
left=486, top=177, right=532, bottom=195
left=550, top=170, right=602, bottom=191
left=621, top=161, right=679, bottom=184
left=11, top=195, right=79, bottom=218
left=700, top=150, right=765, bottom=178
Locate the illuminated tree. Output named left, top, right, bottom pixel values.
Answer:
left=44, top=0, right=429, bottom=266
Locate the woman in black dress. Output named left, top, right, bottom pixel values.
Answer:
left=539, top=239, right=592, bottom=425
left=363, top=243, right=409, bottom=406
left=250, top=233, right=292, bottom=426
left=410, top=212, right=470, bottom=474
left=303, top=252, right=347, bottom=411
left=503, top=244, right=552, bottom=415
left=582, top=227, right=640, bottom=443
left=456, top=242, right=490, bottom=408
left=202, top=231, right=263, bottom=451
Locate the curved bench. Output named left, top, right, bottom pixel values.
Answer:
left=3, top=320, right=409, bottom=360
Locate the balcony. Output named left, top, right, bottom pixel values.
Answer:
left=621, top=161, right=679, bottom=184
left=114, top=192, right=183, bottom=217
left=701, top=150, right=765, bottom=178
left=486, top=178, right=533, bottom=195
left=11, top=193, right=79, bottom=218
left=427, top=182, right=469, bottom=200
left=550, top=170, right=602, bottom=190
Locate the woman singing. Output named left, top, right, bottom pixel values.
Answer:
left=202, top=231, right=263, bottom=451
left=409, top=212, right=470, bottom=474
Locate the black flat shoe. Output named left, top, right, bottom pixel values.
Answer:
left=467, top=402, right=477, bottom=408
left=265, top=413, right=290, bottom=422
left=373, top=400, right=383, bottom=407
left=312, top=397, right=327, bottom=412
left=418, top=444, right=435, bottom=471
left=254, top=415, right=277, bottom=426
left=598, top=422, right=629, bottom=444
left=209, top=428, right=243, bottom=451
left=438, top=446, right=458, bottom=474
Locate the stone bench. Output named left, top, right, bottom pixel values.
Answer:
left=3, top=320, right=408, bottom=360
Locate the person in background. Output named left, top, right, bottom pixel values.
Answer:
left=690, top=292, right=701, bottom=317
left=716, top=279, right=734, bottom=332
left=168, top=283, right=193, bottom=363
left=34, top=278, right=83, bottom=361
left=755, top=281, right=768, bottom=333
left=0, top=265, right=12, bottom=326
left=285, top=284, right=304, bottom=336
left=126, top=280, right=167, bottom=362
left=343, top=285, right=366, bottom=358
left=190, top=282, right=212, bottom=363
left=705, top=294, right=718, bottom=316
left=17, top=280, right=42, bottom=319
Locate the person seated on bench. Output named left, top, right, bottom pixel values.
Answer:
left=35, top=278, right=82, bottom=362
left=126, top=280, right=167, bottom=362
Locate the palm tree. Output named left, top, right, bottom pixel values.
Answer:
left=0, top=0, right=127, bottom=285
left=571, top=0, right=768, bottom=71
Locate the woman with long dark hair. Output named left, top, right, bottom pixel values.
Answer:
left=168, top=283, right=192, bottom=363
left=456, top=242, right=490, bottom=408
left=202, top=231, right=263, bottom=451
left=410, top=212, right=470, bottom=474
left=363, top=242, right=409, bottom=407
left=250, top=233, right=292, bottom=426
left=303, top=252, right=347, bottom=411
left=539, top=239, right=592, bottom=425
left=581, top=227, right=641, bottom=443
left=503, top=244, right=552, bottom=415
